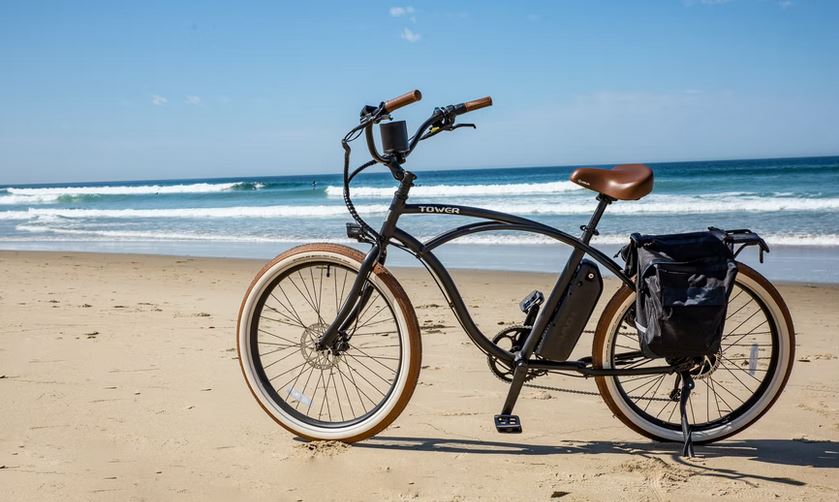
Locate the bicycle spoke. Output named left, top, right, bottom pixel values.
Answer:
left=264, top=302, right=306, bottom=327
left=260, top=314, right=305, bottom=329
left=336, top=360, right=356, bottom=417
left=350, top=329, right=398, bottom=337
left=642, top=375, right=668, bottom=412
left=257, top=340, right=297, bottom=349
left=276, top=284, right=309, bottom=327
left=257, top=328, right=298, bottom=346
left=288, top=273, right=321, bottom=322
left=262, top=347, right=302, bottom=370
left=268, top=293, right=306, bottom=327
left=345, top=352, right=396, bottom=384
left=295, top=364, right=320, bottom=411
left=349, top=344, right=400, bottom=370
left=307, top=368, right=325, bottom=415
left=341, top=357, right=384, bottom=402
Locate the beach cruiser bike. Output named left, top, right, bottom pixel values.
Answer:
left=237, top=90, right=794, bottom=455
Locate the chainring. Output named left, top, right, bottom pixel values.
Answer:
left=487, top=325, right=548, bottom=383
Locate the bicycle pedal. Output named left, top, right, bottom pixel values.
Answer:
left=494, top=414, right=522, bottom=433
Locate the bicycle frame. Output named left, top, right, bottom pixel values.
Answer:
left=321, top=172, right=678, bottom=380
left=240, top=94, right=787, bottom=453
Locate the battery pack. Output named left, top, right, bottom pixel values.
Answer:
left=536, top=259, right=603, bottom=361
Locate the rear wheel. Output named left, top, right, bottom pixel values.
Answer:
left=237, top=243, right=422, bottom=442
left=593, top=263, right=794, bottom=444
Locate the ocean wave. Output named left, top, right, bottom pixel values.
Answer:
left=0, top=204, right=387, bottom=220
left=1, top=195, right=838, bottom=221
left=420, top=233, right=839, bottom=247
left=11, top=222, right=839, bottom=248
left=0, top=194, right=62, bottom=205
left=483, top=196, right=839, bottom=215
left=13, top=224, right=354, bottom=243
left=229, top=182, right=267, bottom=191
left=327, top=180, right=583, bottom=198
left=3, top=182, right=244, bottom=197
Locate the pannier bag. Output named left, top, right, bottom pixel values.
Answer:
left=621, top=231, right=738, bottom=360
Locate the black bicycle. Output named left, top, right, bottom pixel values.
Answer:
left=236, top=90, right=794, bottom=450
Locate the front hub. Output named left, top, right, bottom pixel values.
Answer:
left=300, top=322, right=341, bottom=369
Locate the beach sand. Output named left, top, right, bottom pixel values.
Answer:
left=0, top=250, right=837, bottom=500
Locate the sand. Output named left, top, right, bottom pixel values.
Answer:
left=0, top=250, right=837, bottom=501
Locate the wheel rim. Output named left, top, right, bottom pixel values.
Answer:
left=600, top=270, right=791, bottom=441
left=248, top=260, right=404, bottom=429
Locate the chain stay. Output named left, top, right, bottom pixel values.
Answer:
left=487, top=328, right=674, bottom=402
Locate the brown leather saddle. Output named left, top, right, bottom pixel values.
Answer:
left=569, top=164, right=653, bottom=200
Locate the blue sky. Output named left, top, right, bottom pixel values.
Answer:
left=1, top=1, right=837, bottom=184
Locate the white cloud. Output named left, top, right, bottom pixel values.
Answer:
left=151, top=95, right=168, bottom=106
left=778, top=0, right=793, bottom=9
left=401, top=27, right=421, bottom=43
left=185, top=95, right=202, bottom=105
left=389, top=6, right=415, bottom=17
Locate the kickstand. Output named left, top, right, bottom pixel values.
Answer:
left=678, top=371, right=696, bottom=457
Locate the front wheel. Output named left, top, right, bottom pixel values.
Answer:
left=593, top=262, right=795, bottom=444
left=237, top=243, right=422, bottom=442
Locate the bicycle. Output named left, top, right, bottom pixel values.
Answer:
left=236, top=90, right=795, bottom=454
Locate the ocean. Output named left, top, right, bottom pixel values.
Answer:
left=2, top=156, right=838, bottom=282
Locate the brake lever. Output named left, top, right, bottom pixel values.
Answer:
left=419, top=122, right=477, bottom=141
left=359, top=104, right=391, bottom=125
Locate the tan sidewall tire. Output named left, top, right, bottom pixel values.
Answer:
left=237, top=243, right=421, bottom=442
left=593, top=262, right=795, bottom=443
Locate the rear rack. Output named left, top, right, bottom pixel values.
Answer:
left=709, top=227, right=770, bottom=262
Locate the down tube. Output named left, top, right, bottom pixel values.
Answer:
left=390, top=228, right=516, bottom=364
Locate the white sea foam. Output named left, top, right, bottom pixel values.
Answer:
left=1, top=194, right=838, bottom=222
left=420, top=233, right=839, bottom=247
left=0, top=194, right=62, bottom=205
left=481, top=196, right=839, bottom=215
left=12, top=222, right=839, bottom=248
left=13, top=224, right=354, bottom=243
left=326, top=180, right=583, bottom=198
left=0, top=204, right=387, bottom=220
left=3, top=182, right=242, bottom=197
left=0, top=210, right=31, bottom=220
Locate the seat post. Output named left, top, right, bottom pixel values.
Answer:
left=580, top=194, right=614, bottom=245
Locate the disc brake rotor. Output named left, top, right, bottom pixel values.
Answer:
left=300, top=322, right=340, bottom=369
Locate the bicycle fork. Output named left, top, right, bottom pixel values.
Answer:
left=317, top=171, right=414, bottom=352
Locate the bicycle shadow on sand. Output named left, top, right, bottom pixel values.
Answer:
left=352, top=436, right=838, bottom=487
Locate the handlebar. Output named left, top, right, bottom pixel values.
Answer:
left=462, top=96, right=493, bottom=113
left=383, top=89, right=422, bottom=113
left=351, top=91, right=493, bottom=181
left=340, top=91, right=492, bottom=243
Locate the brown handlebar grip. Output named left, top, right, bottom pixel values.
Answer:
left=463, top=96, right=493, bottom=112
left=383, top=90, right=422, bottom=113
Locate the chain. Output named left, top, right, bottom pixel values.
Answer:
left=489, top=330, right=674, bottom=402
left=522, top=380, right=602, bottom=397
